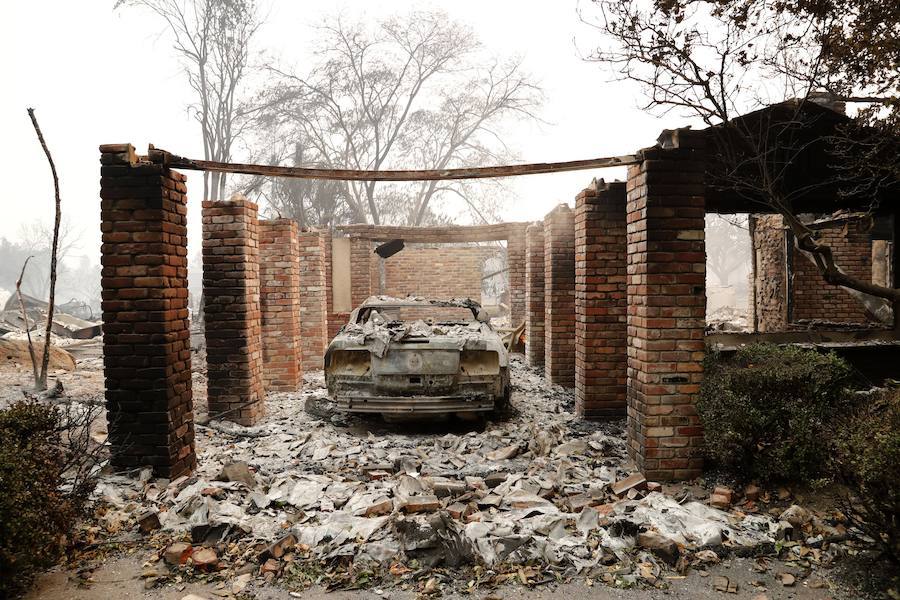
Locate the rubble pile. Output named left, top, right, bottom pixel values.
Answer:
left=705, top=306, right=751, bottom=332
left=0, top=292, right=101, bottom=340
left=337, top=295, right=494, bottom=357
left=83, top=356, right=843, bottom=593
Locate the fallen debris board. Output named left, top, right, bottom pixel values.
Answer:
left=0, top=338, right=76, bottom=371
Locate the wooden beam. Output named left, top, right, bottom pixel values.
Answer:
left=336, top=222, right=529, bottom=243
left=147, top=146, right=640, bottom=182
left=706, top=328, right=899, bottom=349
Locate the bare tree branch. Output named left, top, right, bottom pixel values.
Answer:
left=583, top=0, right=900, bottom=310
left=252, top=10, right=542, bottom=228
left=15, top=256, right=40, bottom=385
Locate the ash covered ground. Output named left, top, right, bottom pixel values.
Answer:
left=0, top=349, right=873, bottom=599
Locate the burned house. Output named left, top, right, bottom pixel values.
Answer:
left=97, top=100, right=897, bottom=483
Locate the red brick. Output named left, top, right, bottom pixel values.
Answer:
left=575, top=180, right=627, bottom=418
left=99, top=144, right=195, bottom=479
left=202, top=197, right=265, bottom=425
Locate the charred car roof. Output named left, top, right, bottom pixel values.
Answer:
left=350, top=296, right=488, bottom=323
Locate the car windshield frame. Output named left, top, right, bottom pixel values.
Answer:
left=354, top=302, right=483, bottom=324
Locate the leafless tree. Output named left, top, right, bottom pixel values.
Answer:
left=256, top=11, right=542, bottom=226
left=239, top=141, right=355, bottom=228
left=115, top=0, right=263, bottom=201
left=583, top=0, right=899, bottom=318
left=16, top=219, right=80, bottom=300
left=707, top=214, right=749, bottom=287
left=27, top=108, right=62, bottom=392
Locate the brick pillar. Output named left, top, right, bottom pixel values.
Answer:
left=259, top=219, right=302, bottom=391
left=350, top=236, right=373, bottom=307
left=525, top=223, right=545, bottom=367
left=749, top=214, right=789, bottom=331
left=507, top=223, right=528, bottom=329
left=544, top=204, right=576, bottom=387
left=299, top=230, right=328, bottom=371
left=576, top=180, right=628, bottom=419
left=202, top=196, right=265, bottom=426
left=626, top=129, right=706, bottom=481
left=99, top=143, right=195, bottom=478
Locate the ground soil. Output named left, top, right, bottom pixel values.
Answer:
left=1, top=341, right=892, bottom=600
left=26, top=552, right=865, bottom=599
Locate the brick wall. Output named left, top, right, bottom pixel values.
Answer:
left=259, top=219, right=302, bottom=391
left=525, top=223, right=545, bottom=367
left=544, top=204, right=576, bottom=387
left=321, top=230, right=349, bottom=340
left=626, top=129, right=706, bottom=481
left=298, top=230, right=328, bottom=371
left=380, top=244, right=492, bottom=301
left=202, top=197, right=265, bottom=426
left=750, top=214, right=789, bottom=331
left=575, top=180, right=628, bottom=418
left=507, top=223, right=528, bottom=328
left=99, top=143, right=196, bottom=478
left=750, top=215, right=875, bottom=327
left=350, top=237, right=373, bottom=307
left=792, top=220, right=873, bottom=322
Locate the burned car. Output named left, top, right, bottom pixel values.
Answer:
left=324, top=296, right=510, bottom=418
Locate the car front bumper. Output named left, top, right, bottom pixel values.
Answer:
left=334, top=392, right=495, bottom=414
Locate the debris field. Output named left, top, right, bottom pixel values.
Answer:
left=73, top=355, right=855, bottom=595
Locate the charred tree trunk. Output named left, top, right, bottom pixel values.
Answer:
left=27, top=107, right=62, bottom=391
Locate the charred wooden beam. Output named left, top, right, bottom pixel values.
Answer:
left=147, top=146, right=640, bottom=182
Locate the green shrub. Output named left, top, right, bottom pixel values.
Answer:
left=832, top=389, right=900, bottom=563
left=0, top=401, right=79, bottom=598
left=697, top=343, right=853, bottom=482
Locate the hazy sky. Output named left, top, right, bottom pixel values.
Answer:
left=2, top=0, right=693, bottom=263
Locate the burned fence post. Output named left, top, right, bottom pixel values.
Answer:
left=99, top=143, right=196, bottom=478
left=575, top=180, right=628, bottom=419
left=298, top=229, right=328, bottom=371
left=525, top=223, right=545, bottom=367
left=202, top=196, right=265, bottom=425
left=626, top=128, right=706, bottom=481
left=543, top=204, right=576, bottom=388
left=259, top=219, right=302, bottom=391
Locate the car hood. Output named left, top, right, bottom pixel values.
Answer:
left=328, top=319, right=508, bottom=363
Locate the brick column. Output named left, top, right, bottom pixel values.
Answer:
left=525, top=223, right=545, bottom=367
left=544, top=204, right=576, bottom=388
left=626, top=129, right=706, bottom=481
left=202, top=197, right=265, bottom=426
left=259, top=219, right=302, bottom=391
left=350, top=236, right=373, bottom=307
left=299, top=230, right=328, bottom=371
left=749, top=214, right=789, bottom=331
left=99, top=143, right=195, bottom=478
left=575, top=180, right=628, bottom=419
left=507, top=223, right=528, bottom=330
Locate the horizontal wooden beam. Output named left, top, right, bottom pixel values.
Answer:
left=147, top=146, right=639, bottom=182
left=706, top=328, right=898, bottom=349
left=337, top=222, right=528, bottom=242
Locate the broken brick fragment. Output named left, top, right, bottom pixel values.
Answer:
left=611, top=473, right=647, bottom=496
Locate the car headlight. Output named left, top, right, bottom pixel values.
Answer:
left=459, top=351, right=499, bottom=376
left=327, top=350, right=371, bottom=376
